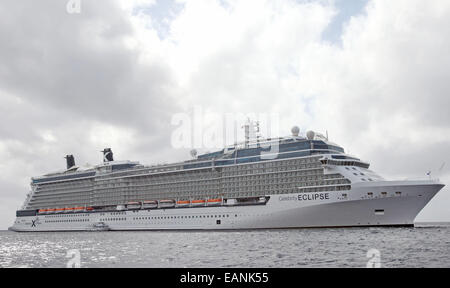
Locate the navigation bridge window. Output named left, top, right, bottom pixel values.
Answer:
left=320, top=157, right=370, bottom=169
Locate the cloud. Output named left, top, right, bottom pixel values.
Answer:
left=162, top=0, right=450, bottom=220
left=292, top=0, right=450, bottom=172
left=295, top=0, right=450, bottom=219
left=0, top=0, right=182, bottom=229
left=0, top=1, right=178, bottom=129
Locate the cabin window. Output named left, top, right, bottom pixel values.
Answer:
left=375, top=209, right=385, bottom=215
left=216, top=220, right=221, bottom=225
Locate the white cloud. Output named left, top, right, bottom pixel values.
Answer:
left=153, top=0, right=450, bottom=220
left=296, top=0, right=450, bottom=220
left=295, top=0, right=450, bottom=163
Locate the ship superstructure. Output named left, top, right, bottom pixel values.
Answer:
left=10, top=123, right=444, bottom=231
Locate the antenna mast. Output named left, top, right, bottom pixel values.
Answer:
left=242, top=119, right=260, bottom=148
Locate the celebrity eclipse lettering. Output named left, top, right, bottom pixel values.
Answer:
left=279, top=193, right=330, bottom=202
left=298, top=193, right=330, bottom=201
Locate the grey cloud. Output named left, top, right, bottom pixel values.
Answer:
left=0, top=0, right=178, bottom=131
left=0, top=0, right=182, bottom=229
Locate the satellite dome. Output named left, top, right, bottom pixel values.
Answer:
left=306, top=131, right=315, bottom=140
left=291, top=126, right=300, bottom=137
left=190, top=149, right=197, bottom=158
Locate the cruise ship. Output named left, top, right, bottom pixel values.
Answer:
left=10, top=122, right=444, bottom=231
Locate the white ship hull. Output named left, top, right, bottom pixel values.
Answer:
left=10, top=180, right=443, bottom=232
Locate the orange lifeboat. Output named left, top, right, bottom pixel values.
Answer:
left=207, top=198, right=223, bottom=206
left=191, top=199, right=206, bottom=206
left=177, top=200, right=190, bottom=207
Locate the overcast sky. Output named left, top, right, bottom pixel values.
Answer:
left=0, top=0, right=449, bottom=230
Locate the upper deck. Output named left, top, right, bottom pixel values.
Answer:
left=30, top=135, right=347, bottom=185
left=21, top=127, right=361, bottom=212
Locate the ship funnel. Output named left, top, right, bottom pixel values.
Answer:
left=102, top=148, right=114, bottom=162
left=65, top=155, right=76, bottom=170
